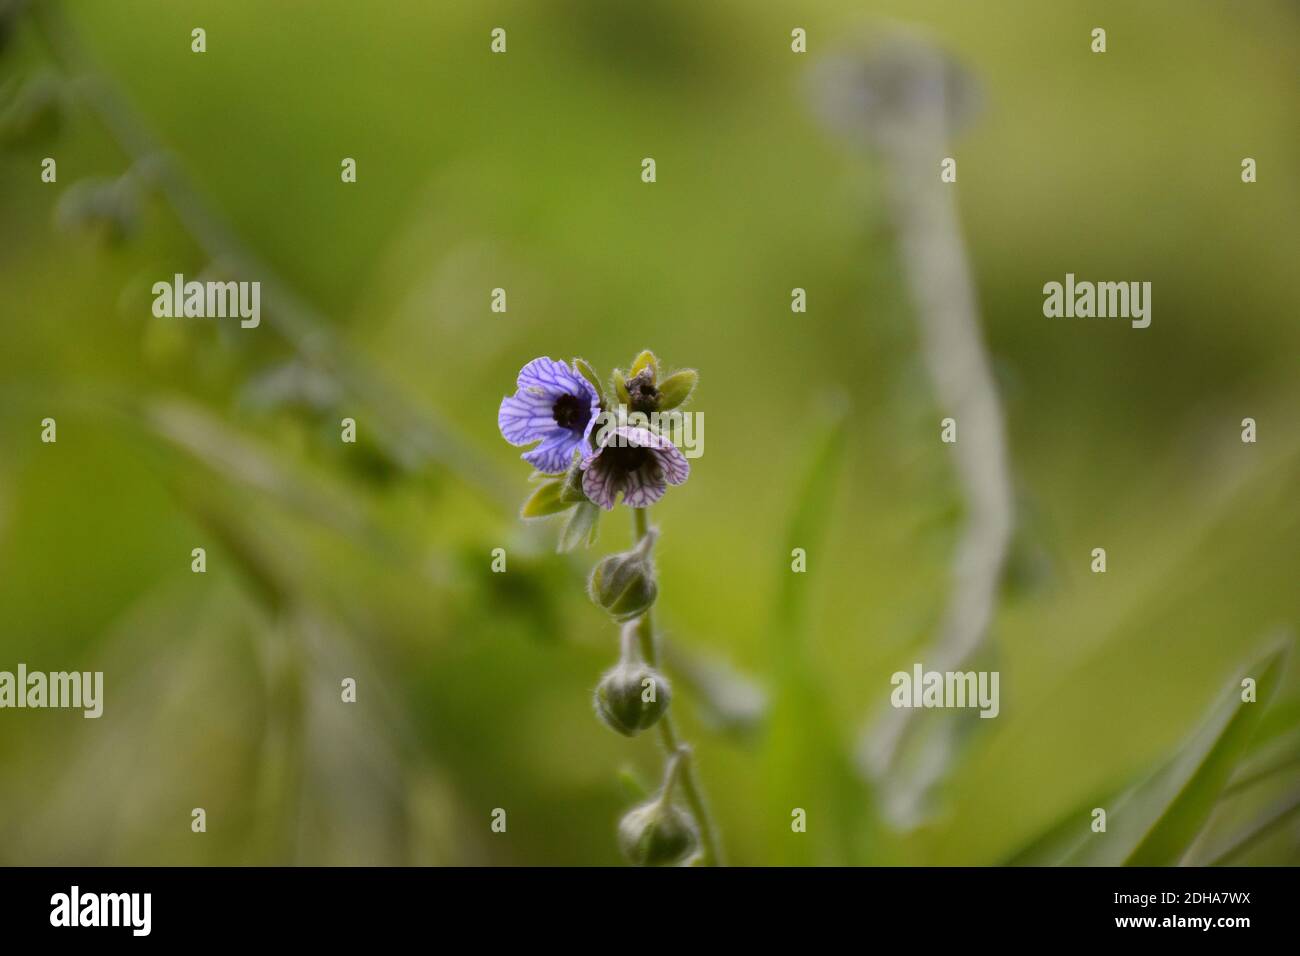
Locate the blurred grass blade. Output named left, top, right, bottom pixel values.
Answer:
left=1000, top=787, right=1126, bottom=866
left=147, top=398, right=374, bottom=543
left=177, top=488, right=291, bottom=614
left=1065, top=639, right=1290, bottom=866
left=774, top=395, right=846, bottom=634
left=1205, top=793, right=1300, bottom=866
left=1224, top=726, right=1300, bottom=797
left=763, top=395, right=873, bottom=864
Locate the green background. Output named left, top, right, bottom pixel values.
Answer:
left=0, top=0, right=1296, bottom=865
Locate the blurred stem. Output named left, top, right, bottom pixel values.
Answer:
left=28, top=0, right=513, bottom=507
left=632, top=506, right=723, bottom=866
left=834, top=38, right=1014, bottom=827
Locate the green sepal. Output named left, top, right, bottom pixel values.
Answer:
left=559, top=457, right=590, bottom=503
left=656, top=369, right=698, bottom=410
left=558, top=501, right=601, bottom=552
left=520, top=479, right=572, bottom=519
left=611, top=369, right=631, bottom=407
left=629, top=349, right=659, bottom=381
left=574, top=358, right=606, bottom=407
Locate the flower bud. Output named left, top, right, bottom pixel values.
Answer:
left=629, top=349, right=659, bottom=380
left=617, top=751, right=699, bottom=866
left=594, top=655, right=671, bottom=737
left=618, top=799, right=698, bottom=866
left=587, top=531, right=657, bottom=622
left=624, top=367, right=660, bottom=414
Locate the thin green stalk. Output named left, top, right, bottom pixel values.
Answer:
left=631, top=506, right=724, bottom=866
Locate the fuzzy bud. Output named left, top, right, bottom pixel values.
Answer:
left=587, top=530, right=657, bottom=622
left=624, top=367, right=660, bottom=414
left=617, top=751, right=699, bottom=866
left=618, top=800, right=698, bottom=866
left=594, top=634, right=671, bottom=737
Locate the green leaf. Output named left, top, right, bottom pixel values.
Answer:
left=520, top=479, right=571, bottom=519
left=558, top=501, right=600, bottom=552
left=1064, top=640, right=1290, bottom=866
left=656, top=369, right=699, bottom=411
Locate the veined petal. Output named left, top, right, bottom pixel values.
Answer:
left=618, top=426, right=690, bottom=486
left=582, top=454, right=625, bottom=510
left=498, top=392, right=556, bottom=446
left=517, top=357, right=581, bottom=398
left=653, top=442, right=689, bottom=486
left=523, top=430, right=581, bottom=475
left=622, top=466, right=667, bottom=508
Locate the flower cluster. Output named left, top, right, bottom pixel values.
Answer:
left=497, top=350, right=697, bottom=542
left=496, top=349, right=717, bottom=866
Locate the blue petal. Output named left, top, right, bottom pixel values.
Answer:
left=516, top=357, right=580, bottom=398
left=523, top=430, right=580, bottom=474
left=498, top=392, right=555, bottom=446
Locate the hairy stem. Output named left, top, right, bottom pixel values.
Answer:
left=632, top=506, right=723, bottom=866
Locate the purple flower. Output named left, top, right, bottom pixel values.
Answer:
left=498, top=358, right=601, bottom=474
left=581, top=425, right=689, bottom=510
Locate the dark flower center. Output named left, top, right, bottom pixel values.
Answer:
left=626, top=369, right=659, bottom=414
left=603, top=443, right=654, bottom=475
left=552, top=393, right=590, bottom=432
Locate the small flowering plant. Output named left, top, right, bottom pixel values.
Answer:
left=496, top=349, right=721, bottom=865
